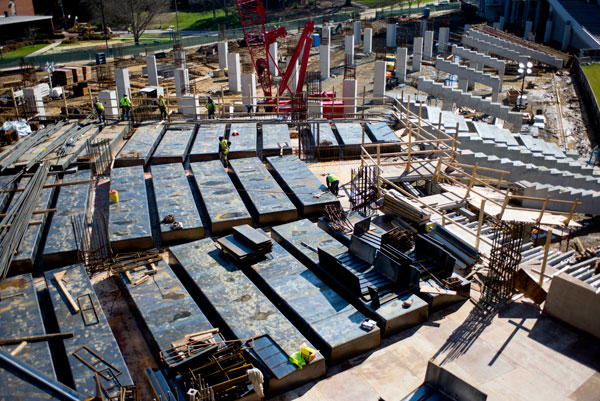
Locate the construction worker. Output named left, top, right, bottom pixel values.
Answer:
left=206, top=96, right=216, bottom=119
left=119, top=94, right=131, bottom=121
left=93, top=97, right=105, bottom=124
left=157, top=94, right=167, bottom=120
left=326, top=173, right=340, bottom=196
left=218, top=136, right=231, bottom=167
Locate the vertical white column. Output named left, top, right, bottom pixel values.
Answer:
left=353, top=21, right=361, bottom=45
left=98, top=90, right=118, bottom=118
left=308, top=100, right=323, bottom=118
left=438, top=27, right=450, bottom=53
left=269, top=42, right=279, bottom=76
left=342, top=79, right=357, bottom=116
left=218, top=41, right=228, bottom=70
left=227, top=53, right=241, bottom=93
left=386, top=23, right=397, bottom=47
left=396, top=47, right=407, bottom=83
left=174, top=68, right=190, bottom=97
left=345, top=35, right=354, bottom=61
left=364, top=28, right=373, bottom=54
left=241, top=73, right=256, bottom=110
left=424, top=30, right=434, bottom=60
left=373, top=61, right=386, bottom=105
left=413, top=36, right=423, bottom=72
left=288, top=59, right=299, bottom=95
left=114, top=68, right=131, bottom=99
left=320, top=39, right=330, bottom=79
left=146, top=55, right=158, bottom=87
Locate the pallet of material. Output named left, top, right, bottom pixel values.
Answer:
left=81, top=65, right=93, bottom=81
left=53, top=69, right=74, bottom=86
left=44, top=264, right=134, bottom=398
left=64, top=66, right=84, bottom=83
left=382, top=189, right=431, bottom=225
left=0, top=274, right=58, bottom=400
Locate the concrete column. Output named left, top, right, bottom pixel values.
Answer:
left=228, top=53, right=241, bottom=93
left=524, top=21, right=533, bottom=39
left=288, top=59, right=299, bottom=95
left=174, top=68, right=190, bottom=97
left=373, top=60, right=386, bottom=105
left=413, top=36, right=423, bottom=72
left=424, top=30, right=434, bottom=60
left=320, top=40, right=330, bottom=79
left=307, top=100, right=323, bottom=118
left=218, top=41, right=228, bottom=70
left=114, top=68, right=131, bottom=100
left=499, top=16, right=505, bottom=30
left=98, top=90, right=118, bottom=118
left=342, top=79, right=357, bottom=116
left=353, top=21, right=361, bottom=45
left=364, top=28, right=372, bottom=54
left=458, top=79, right=468, bottom=92
left=241, top=73, right=256, bottom=110
left=23, top=87, right=45, bottom=117
left=345, top=35, right=354, bottom=61
left=396, top=47, right=407, bottom=83
left=180, top=95, right=200, bottom=117
left=438, top=27, right=450, bottom=53
left=146, top=55, right=158, bottom=87
left=544, top=20, right=553, bottom=44
left=562, top=23, right=572, bottom=51
left=173, top=48, right=186, bottom=69
left=386, top=23, right=397, bottom=47
left=269, top=42, right=278, bottom=76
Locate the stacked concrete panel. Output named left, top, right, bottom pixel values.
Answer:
left=451, top=45, right=506, bottom=81
left=435, top=57, right=502, bottom=100
left=465, top=29, right=564, bottom=69
left=462, top=35, right=528, bottom=64
left=417, top=78, right=523, bottom=130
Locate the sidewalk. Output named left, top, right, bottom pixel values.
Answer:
left=28, top=40, right=62, bottom=57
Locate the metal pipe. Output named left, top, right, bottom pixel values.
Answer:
left=0, top=349, right=84, bottom=401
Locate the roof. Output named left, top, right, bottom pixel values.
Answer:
left=0, top=15, right=52, bottom=26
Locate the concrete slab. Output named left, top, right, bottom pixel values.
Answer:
left=242, top=233, right=381, bottom=363
left=313, top=122, right=339, bottom=146
left=0, top=274, right=57, bottom=400
left=271, top=219, right=429, bottom=337
left=229, top=157, right=297, bottom=226
left=108, top=165, right=153, bottom=252
left=262, top=123, right=292, bottom=158
left=115, top=124, right=165, bottom=167
left=43, top=170, right=92, bottom=267
left=150, top=163, right=204, bottom=244
left=44, top=264, right=133, bottom=398
left=334, top=122, right=371, bottom=145
left=151, top=125, right=195, bottom=164
left=229, top=122, right=257, bottom=159
left=366, top=122, right=400, bottom=143
left=189, top=123, right=226, bottom=162
left=170, top=239, right=326, bottom=395
left=266, top=155, right=339, bottom=216
left=190, top=160, right=251, bottom=234
left=117, top=259, right=214, bottom=353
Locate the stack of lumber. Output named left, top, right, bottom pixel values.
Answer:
left=54, top=69, right=74, bottom=86
left=81, top=66, right=93, bottom=80
left=382, top=189, right=431, bottom=225
left=65, top=67, right=84, bottom=83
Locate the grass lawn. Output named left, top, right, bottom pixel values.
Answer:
left=151, top=9, right=240, bottom=31
left=582, top=63, right=600, bottom=105
left=1, top=43, right=48, bottom=60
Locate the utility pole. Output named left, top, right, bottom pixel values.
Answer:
left=99, top=0, right=109, bottom=52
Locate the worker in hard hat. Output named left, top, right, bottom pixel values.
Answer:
left=157, top=94, right=167, bottom=121
left=206, top=96, right=216, bottom=119
left=119, top=94, right=131, bottom=121
left=93, top=97, right=105, bottom=124
left=326, top=173, right=340, bottom=196
left=218, top=136, right=231, bottom=167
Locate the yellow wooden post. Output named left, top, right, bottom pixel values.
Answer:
left=406, top=95, right=410, bottom=127
left=417, top=101, right=422, bottom=141
left=563, top=198, right=579, bottom=226
left=475, top=199, right=486, bottom=249
left=498, top=191, right=510, bottom=219
left=405, top=124, right=412, bottom=174
left=539, top=228, right=553, bottom=286
left=535, top=195, right=550, bottom=225
left=63, top=90, right=69, bottom=119
left=376, top=144, right=381, bottom=196
left=432, top=157, right=442, bottom=186
left=10, top=88, right=19, bottom=119
left=465, top=162, right=478, bottom=199
left=362, top=85, right=366, bottom=119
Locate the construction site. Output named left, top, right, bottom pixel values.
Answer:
left=0, top=2, right=599, bottom=401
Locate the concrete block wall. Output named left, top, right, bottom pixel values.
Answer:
left=435, top=57, right=502, bottom=97
left=466, top=29, right=564, bottom=69
left=417, top=78, right=523, bottom=130
left=451, top=45, right=506, bottom=81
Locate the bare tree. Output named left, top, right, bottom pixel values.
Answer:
left=87, top=0, right=167, bottom=45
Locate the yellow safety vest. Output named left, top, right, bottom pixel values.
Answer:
left=95, top=101, right=104, bottom=111
left=327, top=174, right=339, bottom=183
left=220, top=139, right=229, bottom=154
left=120, top=96, right=131, bottom=107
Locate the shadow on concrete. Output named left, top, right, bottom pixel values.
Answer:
left=431, top=301, right=497, bottom=366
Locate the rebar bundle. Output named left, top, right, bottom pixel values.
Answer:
left=481, top=222, right=527, bottom=305
left=0, top=162, right=50, bottom=280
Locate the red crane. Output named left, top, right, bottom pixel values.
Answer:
left=235, top=0, right=314, bottom=102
